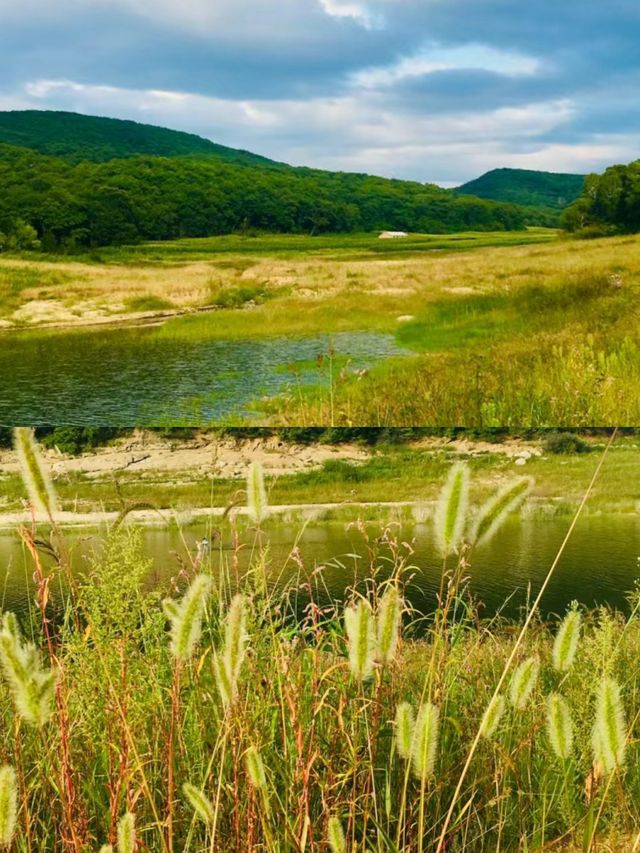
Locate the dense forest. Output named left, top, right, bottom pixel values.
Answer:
left=0, top=142, right=528, bottom=250
left=563, top=160, right=640, bottom=234
left=455, top=167, right=585, bottom=226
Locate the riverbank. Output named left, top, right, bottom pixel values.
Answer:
left=0, top=430, right=636, bottom=522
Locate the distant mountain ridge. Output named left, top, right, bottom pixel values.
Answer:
left=455, top=168, right=585, bottom=210
left=0, top=110, right=280, bottom=166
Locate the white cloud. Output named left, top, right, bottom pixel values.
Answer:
left=318, top=0, right=382, bottom=29
left=354, top=44, right=541, bottom=88
left=14, top=77, right=605, bottom=184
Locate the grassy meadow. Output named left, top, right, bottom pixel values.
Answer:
left=0, top=230, right=552, bottom=329
left=1, top=431, right=640, bottom=851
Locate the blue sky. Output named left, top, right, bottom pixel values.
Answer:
left=0, top=0, right=638, bottom=184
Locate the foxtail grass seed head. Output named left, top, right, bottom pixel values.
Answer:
left=546, top=693, right=574, bottom=760
left=592, top=677, right=627, bottom=774
left=213, top=651, right=233, bottom=708
left=411, top=703, right=440, bottom=783
left=552, top=610, right=582, bottom=673
left=0, top=765, right=17, bottom=849
left=247, top=462, right=268, bottom=525
left=395, top=701, right=415, bottom=761
left=344, top=599, right=376, bottom=681
left=0, top=613, right=58, bottom=727
left=183, top=782, right=214, bottom=824
left=327, top=816, right=346, bottom=853
left=471, top=477, right=532, bottom=548
left=223, top=594, right=247, bottom=685
left=246, top=746, right=267, bottom=790
left=376, top=586, right=402, bottom=666
left=509, top=656, right=540, bottom=711
left=434, top=463, right=470, bottom=557
left=117, top=812, right=135, bottom=853
left=162, top=574, right=213, bottom=662
left=13, top=427, right=59, bottom=518
left=479, top=694, right=506, bottom=740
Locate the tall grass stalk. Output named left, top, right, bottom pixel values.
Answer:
left=0, top=766, right=17, bottom=849
left=13, top=427, right=59, bottom=519
left=117, top=811, right=136, bottom=853
left=552, top=609, right=582, bottom=672
left=509, top=656, right=539, bottom=711
left=376, top=585, right=402, bottom=666
left=327, top=816, right=346, bottom=853
left=435, top=428, right=618, bottom=852
left=470, top=477, right=532, bottom=547
left=6, top=429, right=638, bottom=851
left=247, top=462, right=269, bottom=525
left=344, top=599, right=376, bottom=682
left=434, top=462, right=470, bottom=557
left=592, top=677, right=627, bottom=774
left=546, top=693, right=574, bottom=761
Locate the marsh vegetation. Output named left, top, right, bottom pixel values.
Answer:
left=0, top=430, right=639, bottom=851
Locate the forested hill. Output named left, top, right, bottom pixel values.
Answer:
left=455, top=168, right=585, bottom=210
left=0, top=128, right=532, bottom=250
left=0, top=110, right=280, bottom=166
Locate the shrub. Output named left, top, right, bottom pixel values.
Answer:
left=543, top=432, right=591, bottom=455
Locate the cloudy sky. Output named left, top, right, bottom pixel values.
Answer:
left=1, top=0, right=638, bottom=184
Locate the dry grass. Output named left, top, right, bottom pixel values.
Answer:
left=1, top=231, right=637, bottom=343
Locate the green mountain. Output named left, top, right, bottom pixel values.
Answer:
left=0, top=110, right=538, bottom=250
left=455, top=168, right=585, bottom=210
left=0, top=110, right=279, bottom=166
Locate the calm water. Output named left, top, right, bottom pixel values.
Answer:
left=1, top=515, right=639, bottom=622
left=0, top=326, right=405, bottom=425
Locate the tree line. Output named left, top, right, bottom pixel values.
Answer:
left=0, top=143, right=529, bottom=251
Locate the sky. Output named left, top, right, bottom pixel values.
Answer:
left=0, top=0, right=638, bottom=184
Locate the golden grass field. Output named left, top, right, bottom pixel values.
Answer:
left=0, top=230, right=558, bottom=331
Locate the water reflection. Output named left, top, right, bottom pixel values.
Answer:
left=0, top=327, right=406, bottom=424
left=1, top=514, right=639, bottom=622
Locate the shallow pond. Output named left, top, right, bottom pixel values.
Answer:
left=0, top=325, right=406, bottom=424
left=1, top=514, right=639, bottom=623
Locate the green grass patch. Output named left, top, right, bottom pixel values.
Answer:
left=124, top=294, right=176, bottom=312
